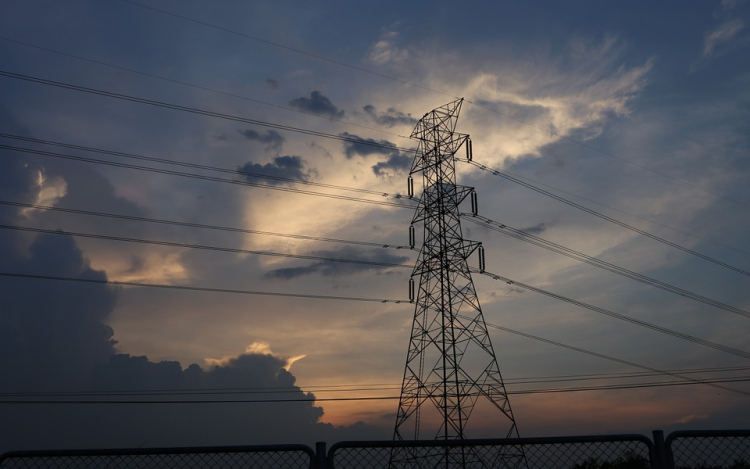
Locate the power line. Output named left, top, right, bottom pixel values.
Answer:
left=0, top=144, right=414, bottom=209
left=462, top=158, right=750, bottom=276
left=465, top=103, right=750, bottom=210
left=112, top=0, right=747, bottom=208
left=471, top=269, right=750, bottom=360
left=0, top=224, right=414, bottom=270
left=112, top=0, right=458, bottom=100
left=2, top=376, right=748, bottom=405
left=5, top=365, right=748, bottom=398
left=496, top=169, right=750, bottom=257
left=463, top=213, right=750, bottom=318
left=0, top=36, right=410, bottom=141
left=0, top=200, right=414, bottom=251
left=0, top=272, right=411, bottom=304
left=469, top=314, right=750, bottom=397
left=5, top=224, right=748, bottom=367
left=0, top=132, right=410, bottom=201
left=0, top=69, right=417, bottom=153
left=1, top=268, right=746, bottom=397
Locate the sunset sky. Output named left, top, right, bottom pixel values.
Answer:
left=1, top=0, right=749, bottom=452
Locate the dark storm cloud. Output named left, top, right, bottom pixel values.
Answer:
left=363, top=104, right=418, bottom=127
left=0, top=154, right=118, bottom=392
left=238, top=129, right=285, bottom=152
left=339, top=132, right=398, bottom=159
left=372, top=154, right=412, bottom=177
left=265, top=247, right=410, bottom=280
left=339, top=132, right=413, bottom=177
left=519, top=222, right=550, bottom=235
left=289, top=91, right=344, bottom=118
left=238, top=155, right=310, bottom=185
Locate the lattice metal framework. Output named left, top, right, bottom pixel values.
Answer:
left=393, top=99, right=521, bottom=450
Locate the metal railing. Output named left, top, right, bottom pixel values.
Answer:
left=2, top=430, right=748, bottom=469
left=0, top=444, right=315, bottom=469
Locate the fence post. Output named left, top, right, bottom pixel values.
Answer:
left=315, top=442, right=327, bottom=469
left=652, top=430, right=668, bottom=469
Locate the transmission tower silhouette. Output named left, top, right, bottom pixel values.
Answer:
left=392, top=99, right=523, bottom=466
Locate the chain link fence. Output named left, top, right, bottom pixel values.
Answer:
left=2, top=431, right=749, bottom=469
left=666, top=430, right=750, bottom=469
left=0, top=445, right=315, bottom=469
left=329, top=435, right=654, bottom=469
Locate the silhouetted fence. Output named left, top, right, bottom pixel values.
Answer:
left=1, top=430, right=748, bottom=469
left=665, top=430, right=750, bottom=469
left=0, top=444, right=315, bottom=469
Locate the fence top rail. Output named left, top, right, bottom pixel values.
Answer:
left=0, top=443, right=316, bottom=462
left=666, top=429, right=750, bottom=439
left=665, top=429, right=750, bottom=445
left=328, top=434, right=654, bottom=457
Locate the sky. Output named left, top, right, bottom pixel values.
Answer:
left=1, top=0, right=749, bottom=452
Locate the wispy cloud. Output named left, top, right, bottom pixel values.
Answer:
left=367, top=29, right=409, bottom=66
left=692, top=18, right=746, bottom=71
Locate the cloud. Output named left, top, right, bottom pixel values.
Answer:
left=367, top=30, right=409, bottom=66
left=691, top=18, right=746, bottom=71
left=703, top=19, right=745, bottom=57
left=461, top=45, right=654, bottom=162
left=0, top=154, right=118, bottom=392
left=238, top=155, right=311, bottom=185
left=205, top=340, right=306, bottom=371
left=363, top=105, right=418, bottom=128
left=289, top=91, right=344, bottom=118
left=519, top=222, right=550, bottom=236
left=339, top=132, right=414, bottom=178
left=264, top=247, right=410, bottom=280
left=371, top=154, right=412, bottom=177
left=265, top=78, right=280, bottom=90
left=721, top=0, right=747, bottom=9
left=238, top=129, right=285, bottom=152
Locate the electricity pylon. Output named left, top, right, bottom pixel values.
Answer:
left=392, top=99, right=523, bottom=467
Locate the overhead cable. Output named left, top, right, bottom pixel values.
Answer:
left=112, top=0, right=458, bottom=100
left=0, top=36, right=410, bottom=140
left=0, top=200, right=413, bottom=251
left=0, top=272, right=411, bottom=304
left=112, top=0, right=745, bottom=208
left=463, top=213, right=750, bottom=318
left=471, top=269, right=750, bottom=360
left=0, top=144, right=414, bottom=209
left=468, top=314, right=750, bottom=397
left=0, top=70, right=416, bottom=153
left=0, top=224, right=413, bottom=270
left=0, top=132, right=410, bottom=201
left=461, top=158, right=750, bottom=277
left=2, top=376, right=748, bottom=404
left=4, top=220, right=745, bottom=361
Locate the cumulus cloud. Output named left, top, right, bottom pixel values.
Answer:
left=205, top=340, right=306, bottom=371
left=238, top=129, right=285, bottom=152
left=339, top=132, right=414, bottom=178
left=238, top=155, right=311, bottom=185
left=289, top=91, right=344, bottom=118
left=363, top=105, right=418, bottom=128
left=0, top=155, right=118, bottom=392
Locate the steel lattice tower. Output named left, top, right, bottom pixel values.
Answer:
left=392, top=99, right=522, bottom=460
